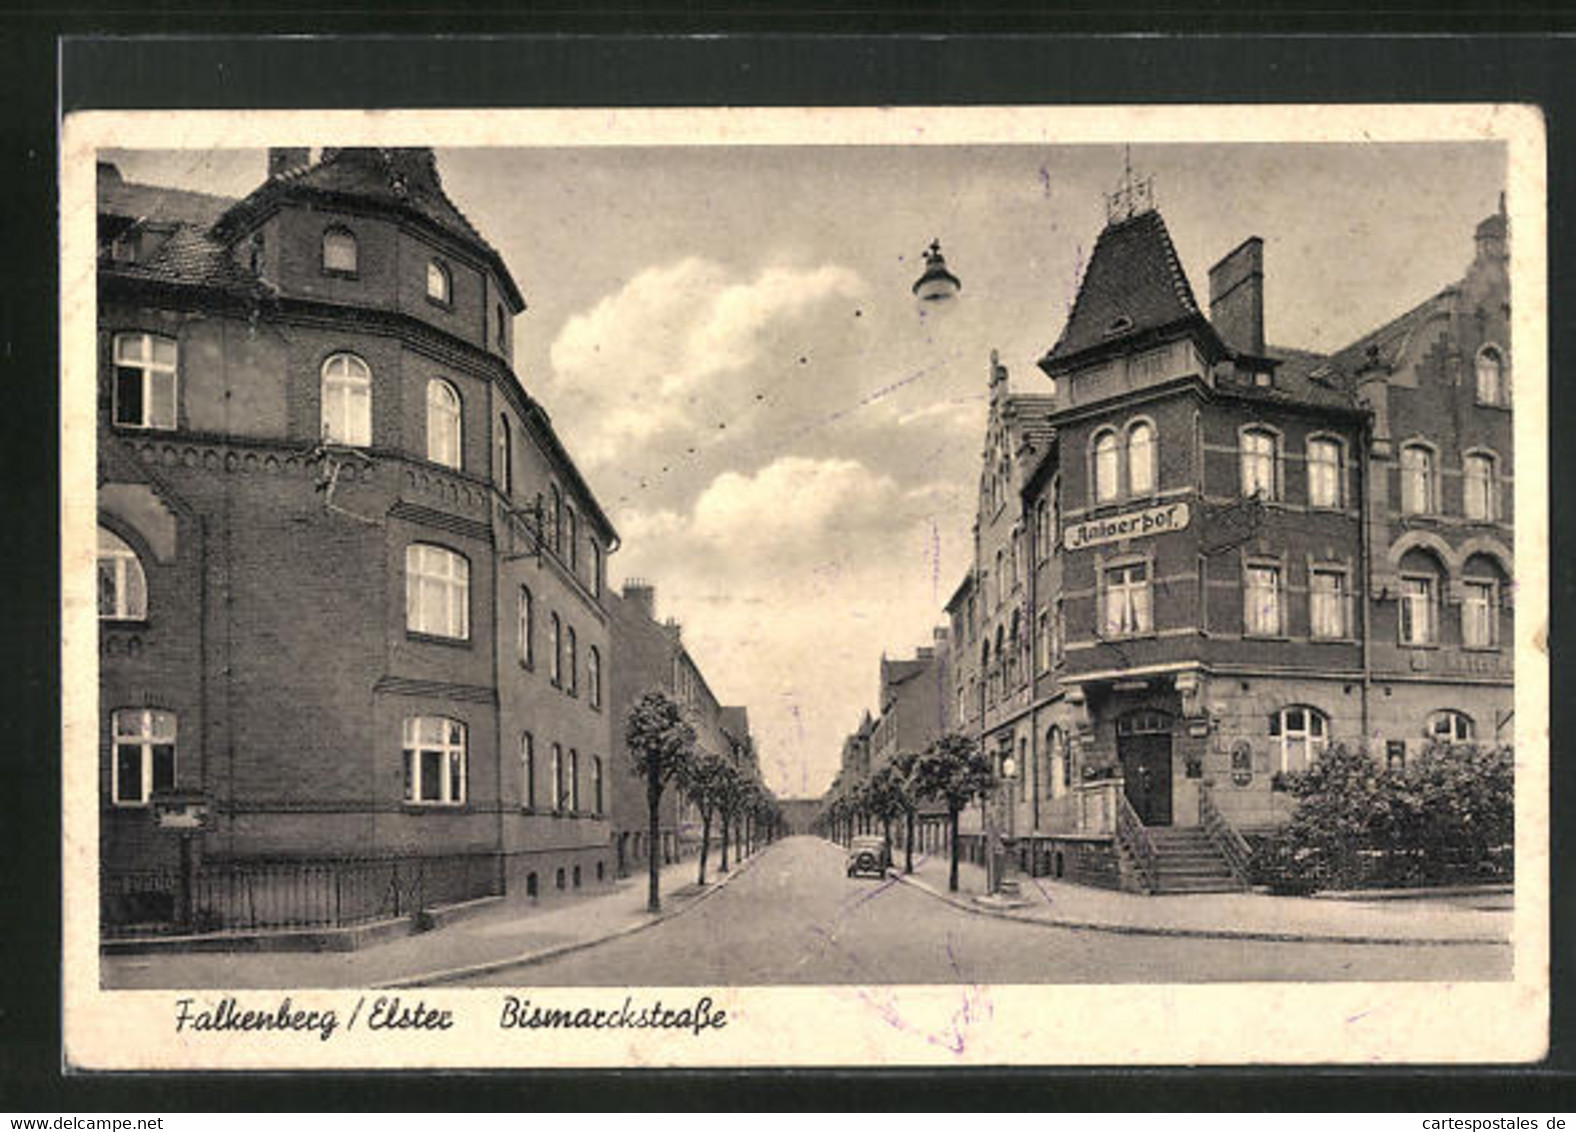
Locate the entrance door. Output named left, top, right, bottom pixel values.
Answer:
left=1117, top=709, right=1174, bottom=826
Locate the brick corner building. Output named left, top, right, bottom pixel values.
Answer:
left=948, top=190, right=1512, bottom=893
left=97, top=148, right=621, bottom=933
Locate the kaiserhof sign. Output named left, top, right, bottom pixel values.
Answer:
left=1064, top=501, right=1190, bottom=551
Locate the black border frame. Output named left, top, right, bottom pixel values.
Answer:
left=6, top=30, right=1573, bottom=1112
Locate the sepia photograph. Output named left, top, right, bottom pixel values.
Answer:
left=60, top=103, right=1548, bottom=1069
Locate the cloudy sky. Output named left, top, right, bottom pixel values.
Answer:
left=104, top=139, right=1506, bottom=799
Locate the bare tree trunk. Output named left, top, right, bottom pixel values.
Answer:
left=949, top=806, right=962, bottom=893
left=904, top=808, right=916, bottom=874
left=720, top=814, right=731, bottom=872
left=647, top=780, right=663, bottom=912
left=698, top=809, right=712, bottom=885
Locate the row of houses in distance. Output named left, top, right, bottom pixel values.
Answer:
left=95, top=147, right=764, bottom=935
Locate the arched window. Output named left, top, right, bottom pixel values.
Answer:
left=1046, top=726, right=1064, bottom=800
left=112, top=332, right=178, bottom=430
left=592, top=755, right=604, bottom=815
left=1240, top=428, right=1277, bottom=499
left=1427, top=710, right=1476, bottom=744
left=1398, top=547, right=1444, bottom=646
left=112, top=707, right=176, bottom=805
left=426, top=379, right=461, bottom=469
left=322, top=227, right=357, bottom=274
left=550, top=743, right=563, bottom=812
left=496, top=415, right=513, bottom=496
left=427, top=259, right=451, bottom=304
left=569, top=749, right=581, bottom=812
left=517, top=584, right=534, bottom=668
left=321, top=353, right=371, bottom=446
left=1035, top=499, right=1050, bottom=561
left=1269, top=706, right=1328, bottom=774
left=98, top=527, right=147, bottom=620
left=1463, top=452, right=1497, bottom=522
left=1127, top=421, right=1155, bottom=495
left=549, top=612, right=562, bottom=686
left=1008, top=610, right=1021, bottom=687
left=588, top=646, right=601, bottom=708
left=1400, top=443, right=1436, bottom=515
left=1307, top=437, right=1343, bottom=509
left=1049, top=475, right=1061, bottom=545
left=520, top=732, right=536, bottom=810
left=550, top=485, right=563, bottom=554
left=566, top=507, right=579, bottom=573
left=1093, top=430, right=1120, bottom=502
left=405, top=544, right=469, bottom=639
left=1462, top=553, right=1506, bottom=649
left=590, top=541, right=602, bottom=598
left=567, top=625, right=578, bottom=696
left=496, top=303, right=508, bottom=349
left=1476, top=346, right=1504, bottom=406
left=402, top=716, right=466, bottom=805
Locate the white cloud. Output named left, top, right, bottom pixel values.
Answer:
left=547, top=258, right=868, bottom=469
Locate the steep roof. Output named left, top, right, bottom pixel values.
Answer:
left=1320, top=285, right=1457, bottom=384
left=105, top=224, right=264, bottom=294
left=1041, top=208, right=1212, bottom=369
left=212, top=147, right=525, bottom=310
left=98, top=163, right=236, bottom=228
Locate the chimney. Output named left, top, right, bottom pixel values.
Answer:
left=268, top=147, right=311, bottom=179
left=1208, top=237, right=1265, bottom=357
left=622, top=580, right=656, bottom=622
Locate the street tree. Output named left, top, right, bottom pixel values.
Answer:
left=681, top=750, right=732, bottom=886
left=625, top=689, right=696, bottom=912
left=862, top=763, right=908, bottom=855
left=913, top=732, right=995, bottom=892
left=891, top=750, right=924, bottom=874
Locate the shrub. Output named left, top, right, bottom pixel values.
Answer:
left=1249, top=741, right=1513, bottom=893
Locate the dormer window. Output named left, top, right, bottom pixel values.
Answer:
left=1105, top=315, right=1134, bottom=336
left=427, top=260, right=451, bottom=304
left=322, top=227, right=358, bottom=275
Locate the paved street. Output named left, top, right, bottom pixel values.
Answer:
left=449, top=836, right=1510, bottom=985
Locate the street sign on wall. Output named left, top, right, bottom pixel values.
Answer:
left=1064, top=501, right=1190, bottom=551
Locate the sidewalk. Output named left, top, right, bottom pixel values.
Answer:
left=101, top=848, right=766, bottom=990
left=891, top=849, right=1513, bottom=946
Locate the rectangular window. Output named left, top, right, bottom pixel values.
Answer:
left=1310, top=568, right=1348, bottom=639
left=111, top=708, right=177, bottom=805
left=1401, top=447, right=1434, bottom=515
left=1463, top=580, right=1497, bottom=648
left=406, top=545, right=469, bottom=639
left=112, top=333, right=178, bottom=430
left=1241, top=431, right=1277, bottom=499
left=1400, top=576, right=1436, bottom=645
left=550, top=744, right=563, bottom=812
left=1244, top=564, right=1281, bottom=636
left=1102, top=562, right=1152, bottom=637
left=1307, top=439, right=1341, bottom=508
left=402, top=716, right=466, bottom=806
left=569, top=750, right=581, bottom=812
left=1464, top=455, right=1496, bottom=521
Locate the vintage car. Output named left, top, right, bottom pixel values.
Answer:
left=845, top=835, right=893, bottom=878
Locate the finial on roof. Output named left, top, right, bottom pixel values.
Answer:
left=1105, top=144, right=1156, bottom=223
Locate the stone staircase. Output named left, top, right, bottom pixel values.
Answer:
left=1145, top=826, right=1247, bottom=894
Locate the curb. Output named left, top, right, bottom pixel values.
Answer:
left=889, top=872, right=1509, bottom=948
left=375, top=845, right=770, bottom=988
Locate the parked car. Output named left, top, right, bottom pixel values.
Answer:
left=846, top=835, right=892, bottom=878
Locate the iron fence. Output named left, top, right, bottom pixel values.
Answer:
left=101, top=852, right=503, bottom=937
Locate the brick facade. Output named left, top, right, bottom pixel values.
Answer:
left=96, top=149, right=621, bottom=927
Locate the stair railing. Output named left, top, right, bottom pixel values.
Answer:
left=1197, top=781, right=1253, bottom=888
left=1114, top=790, right=1159, bottom=894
